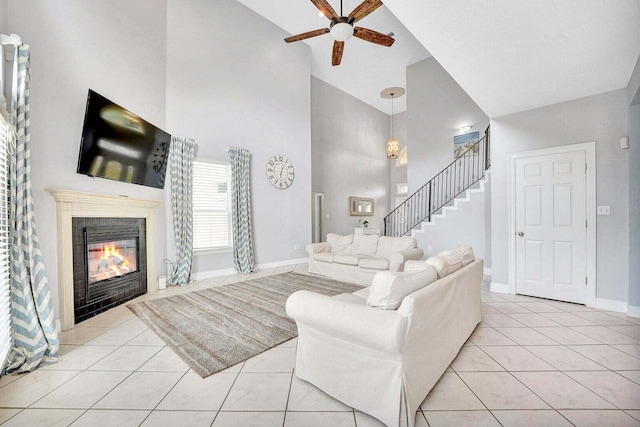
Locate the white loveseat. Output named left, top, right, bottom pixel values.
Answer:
left=287, top=247, right=482, bottom=427
left=307, top=233, right=424, bottom=285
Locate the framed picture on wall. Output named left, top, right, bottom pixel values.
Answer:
left=454, top=131, right=479, bottom=158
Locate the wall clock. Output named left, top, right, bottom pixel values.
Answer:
left=266, top=155, right=295, bottom=189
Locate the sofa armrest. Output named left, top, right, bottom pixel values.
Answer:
left=389, top=248, right=424, bottom=272
left=286, top=290, right=407, bottom=353
left=306, top=242, right=331, bottom=256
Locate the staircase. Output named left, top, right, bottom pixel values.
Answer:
left=411, top=170, right=490, bottom=261
left=384, top=126, right=490, bottom=238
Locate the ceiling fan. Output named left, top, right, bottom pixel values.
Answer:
left=284, top=0, right=395, bottom=66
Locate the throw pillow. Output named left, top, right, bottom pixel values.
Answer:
left=453, top=245, right=475, bottom=266
left=351, top=234, right=379, bottom=255
left=367, top=266, right=438, bottom=310
left=327, top=233, right=353, bottom=253
left=427, top=253, right=463, bottom=278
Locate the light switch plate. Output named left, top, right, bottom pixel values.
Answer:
left=620, top=137, right=629, bottom=149
left=597, top=206, right=610, bottom=215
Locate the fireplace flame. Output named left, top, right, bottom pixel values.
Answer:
left=92, top=244, right=131, bottom=280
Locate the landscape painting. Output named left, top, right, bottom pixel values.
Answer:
left=454, top=131, right=479, bottom=158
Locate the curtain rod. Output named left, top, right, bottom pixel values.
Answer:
left=0, top=34, right=22, bottom=46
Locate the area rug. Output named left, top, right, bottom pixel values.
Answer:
left=127, top=272, right=362, bottom=377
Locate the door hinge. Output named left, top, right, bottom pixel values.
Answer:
left=585, top=163, right=587, bottom=172
left=585, top=276, right=588, bottom=285
left=586, top=220, right=588, bottom=228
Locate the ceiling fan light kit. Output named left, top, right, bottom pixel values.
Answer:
left=284, top=0, right=395, bottom=66
left=330, top=21, right=354, bottom=42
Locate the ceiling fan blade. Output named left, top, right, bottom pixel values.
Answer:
left=348, top=0, right=383, bottom=23
left=311, top=0, right=339, bottom=20
left=284, top=28, right=330, bottom=43
left=353, top=27, right=395, bottom=47
left=332, top=41, right=344, bottom=66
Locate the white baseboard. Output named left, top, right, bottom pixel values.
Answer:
left=483, top=268, right=492, bottom=276
left=190, top=257, right=309, bottom=282
left=626, top=305, right=640, bottom=319
left=257, top=257, right=309, bottom=270
left=490, top=282, right=510, bottom=294
left=594, top=298, right=627, bottom=313
left=190, top=268, right=237, bottom=281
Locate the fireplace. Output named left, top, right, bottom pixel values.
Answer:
left=73, top=217, right=147, bottom=323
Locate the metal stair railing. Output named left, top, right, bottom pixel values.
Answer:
left=384, top=126, right=490, bottom=237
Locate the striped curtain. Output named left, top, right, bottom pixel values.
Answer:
left=4, top=44, right=59, bottom=373
left=227, top=147, right=256, bottom=274
left=168, top=136, right=195, bottom=286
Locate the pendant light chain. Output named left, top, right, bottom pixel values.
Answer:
left=390, top=95, right=394, bottom=141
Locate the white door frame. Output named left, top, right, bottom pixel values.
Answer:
left=508, top=141, right=596, bottom=307
left=312, top=192, right=324, bottom=243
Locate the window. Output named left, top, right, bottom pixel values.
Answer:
left=192, top=160, right=231, bottom=252
left=0, top=114, right=11, bottom=367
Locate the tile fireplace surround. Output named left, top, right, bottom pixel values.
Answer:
left=47, top=190, right=161, bottom=332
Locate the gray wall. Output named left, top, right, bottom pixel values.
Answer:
left=628, top=54, right=640, bottom=106
left=0, top=0, right=7, bottom=32
left=311, top=77, right=390, bottom=237
left=165, top=0, right=312, bottom=273
left=630, top=103, right=640, bottom=308
left=5, top=0, right=168, bottom=316
left=490, top=90, right=630, bottom=303
left=628, top=54, right=640, bottom=309
left=407, top=57, right=489, bottom=194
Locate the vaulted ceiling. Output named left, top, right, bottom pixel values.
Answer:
left=238, top=0, right=640, bottom=118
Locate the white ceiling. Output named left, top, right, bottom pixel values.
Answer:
left=238, top=0, right=640, bottom=118
left=236, top=0, right=430, bottom=114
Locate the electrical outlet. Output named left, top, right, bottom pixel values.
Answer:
left=597, top=206, right=610, bottom=215
left=294, top=244, right=301, bottom=250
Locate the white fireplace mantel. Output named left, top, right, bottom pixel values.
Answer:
left=47, top=189, right=161, bottom=331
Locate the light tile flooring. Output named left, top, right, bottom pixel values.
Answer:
left=1, top=264, right=640, bottom=426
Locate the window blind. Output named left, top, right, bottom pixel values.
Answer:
left=0, top=114, right=12, bottom=369
left=192, top=160, right=231, bottom=251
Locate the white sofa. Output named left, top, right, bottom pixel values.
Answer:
left=307, top=233, right=424, bottom=285
left=287, top=247, right=483, bottom=427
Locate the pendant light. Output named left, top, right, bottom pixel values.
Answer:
left=381, top=87, right=405, bottom=159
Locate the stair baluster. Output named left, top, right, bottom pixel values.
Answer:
left=384, top=125, right=490, bottom=236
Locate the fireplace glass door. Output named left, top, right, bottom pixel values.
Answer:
left=87, top=239, right=138, bottom=284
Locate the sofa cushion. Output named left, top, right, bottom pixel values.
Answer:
left=426, top=253, right=463, bottom=278
left=366, top=266, right=438, bottom=310
left=351, top=234, right=379, bottom=255
left=334, top=253, right=368, bottom=266
left=314, top=252, right=335, bottom=263
left=327, top=233, right=353, bottom=254
left=404, top=260, right=430, bottom=273
left=358, top=257, right=390, bottom=270
left=376, top=236, right=418, bottom=259
left=453, top=245, right=475, bottom=266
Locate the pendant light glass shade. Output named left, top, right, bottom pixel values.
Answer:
left=387, top=138, right=399, bottom=159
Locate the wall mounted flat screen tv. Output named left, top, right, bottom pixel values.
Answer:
left=77, top=90, right=171, bottom=189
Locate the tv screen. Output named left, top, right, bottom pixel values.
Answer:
left=77, top=90, right=171, bottom=189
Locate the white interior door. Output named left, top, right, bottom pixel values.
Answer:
left=515, top=150, right=587, bottom=303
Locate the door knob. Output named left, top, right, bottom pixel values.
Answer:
left=517, top=231, right=524, bottom=237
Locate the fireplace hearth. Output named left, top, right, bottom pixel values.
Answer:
left=73, top=217, right=147, bottom=323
